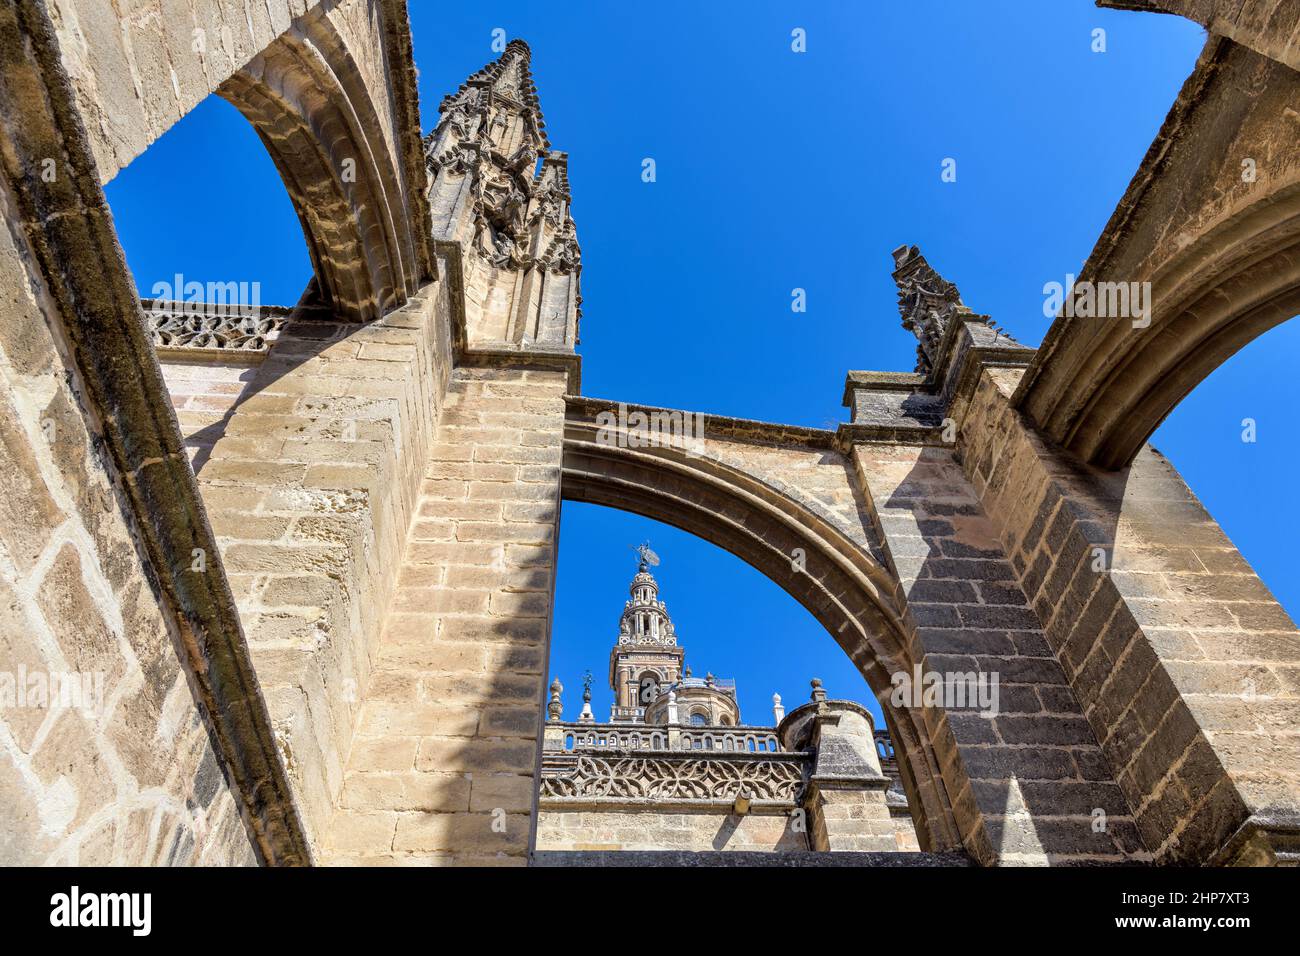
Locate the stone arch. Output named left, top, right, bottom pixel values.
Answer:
left=1021, top=180, right=1300, bottom=469
left=562, top=416, right=965, bottom=852
left=217, top=8, right=429, bottom=321
left=635, top=668, right=662, bottom=701
left=48, top=0, right=431, bottom=324
left=1016, top=36, right=1300, bottom=469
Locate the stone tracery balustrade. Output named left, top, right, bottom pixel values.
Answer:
left=678, top=728, right=778, bottom=752
left=539, top=751, right=807, bottom=804
left=547, top=721, right=782, bottom=754
left=143, top=300, right=292, bottom=355
left=547, top=721, right=899, bottom=761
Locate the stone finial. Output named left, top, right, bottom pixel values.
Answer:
left=890, top=244, right=1014, bottom=376
left=547, top=676, right=563, bottom=721
left=891, top=244, right=972, bottom=375
left=577, top=669, right=595, bottom=723
left=683, top=664, right=693, bottom=679
left=424, top=37, right=583, bottom=313
left=810, top=678, right=827, bottom=704
left=772, top=692, right=786, bottom=724
left=705, top=672, right=715, bottom=686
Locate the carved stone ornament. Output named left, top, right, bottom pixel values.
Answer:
left=147, top=302, right=285, bottom=353
left=540, top=754, right=804, bottom=802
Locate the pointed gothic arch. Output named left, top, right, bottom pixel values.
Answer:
left=561, top=399, right=968, bottom=853
left=216, top=7, right=432, bottom=321
left=1016, top=37, right=1300, bottom=469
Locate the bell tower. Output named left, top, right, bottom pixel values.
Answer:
left=607, top=545, right=685, bottom=722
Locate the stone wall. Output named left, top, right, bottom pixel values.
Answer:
left=48, top=0, right=312, bottom=181
left=961, top=366, right=1300, bottom=864
left=158, top=357, right=262, bottom=467
left=189, top=280, right=455, bottom=854
left=892, top=808, right=922, bottom=851
left=536, top=809, right=807, bottom=852
left=0, top=178, right=254, bottom=866
left=49, top=0, right=424, bottom=196
left=323, top=365, right=567, bottom=865
left=854, top=441, right=1143, bottom=863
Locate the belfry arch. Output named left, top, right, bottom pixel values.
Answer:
left=562, top=397, right=966, bottom=853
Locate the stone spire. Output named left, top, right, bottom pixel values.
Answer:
left=891, top=244, right=1019, bottom=376
left=439, top=39, right=549, bottom=150
left=773, top=692, right=785, bottom=724
left=618, top=546, right=676, bottom=647
left=424, top=39, right=582, bottom=350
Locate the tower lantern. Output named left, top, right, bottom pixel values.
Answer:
left=605, top=546, right=740, bottom=727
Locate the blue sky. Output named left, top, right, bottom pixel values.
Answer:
left=105, top=2, right=1297, bottom=728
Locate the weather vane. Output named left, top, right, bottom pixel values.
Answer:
left=632, top=541, right=660, bottom=570
left=581, top=669, right=594, bottom=700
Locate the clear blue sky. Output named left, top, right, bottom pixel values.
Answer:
left=105, top=2, right=1297, bottom=728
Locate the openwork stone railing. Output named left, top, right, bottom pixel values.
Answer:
left=144, top=300, right=291, bottom=354
left=678, top=729, right=780, bottom=752
left=548, top=721, right=781, bottom=754
left=539, top=751, right=807, bottom=805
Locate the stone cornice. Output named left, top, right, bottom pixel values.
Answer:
left=538, top=796, right=801, bottom=812
left=462, top=344, right=581, bottom=392
left=841, top=370, right=927, bottom=406
left=840, top=318, right=1035, bottom=449
left=565, top=395, right=840, bottom=450
left=834, top=421, right=947, bottom=449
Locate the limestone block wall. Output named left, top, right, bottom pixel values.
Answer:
left=535, top=809, right=807, bottom=852
left=191, top=281, right=454, bottom=854
left=806, top=788, right=897, bottom=853
left=892, top=807, right=922, bottom=850
left=853, top=441, right=1144, bottom=864
left=158, top=357, right=262, bottom=467
left=323, top=365, right=567, bottom=865
left=962, top=367, right=1300, bottom=864
left=460, top=247, right=517, bottom=346
left=0, top=199, right=254, bottom=865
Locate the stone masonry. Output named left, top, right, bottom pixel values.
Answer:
left=0, top=174, right=254, bottom=865
left=323, top=365, right=566, bottom=865
left=0, top=1, right=1297, bottom=867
